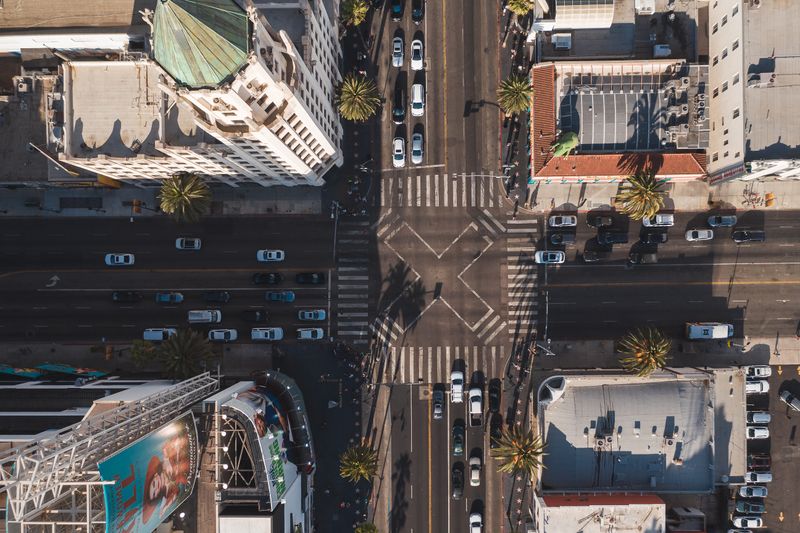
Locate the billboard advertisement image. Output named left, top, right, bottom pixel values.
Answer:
left=98, top=412, right=199, bottom=533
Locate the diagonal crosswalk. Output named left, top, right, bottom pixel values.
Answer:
left=379, top=345, right=506, bottom=384
left=505, top=217, right=539, bottom=344
left=379, top=173, right=503, bottom=208
left=334, top=218, right=371, bottom=345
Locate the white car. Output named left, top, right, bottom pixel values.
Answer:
left=251, top=327, right=283, bottom=341
left=175, top=237, right=201, bottom=250
left=745, top=380, right=769, bottom=394
left=469, top=511, right=483, bottom=533
left=745, top=365, right=772, bottom=378
left=256, top=249, right=285, bottom=262
left=297, top=327, right=324, bottom=340
left=535, top=250, right=565, bottom=264
left=411, top=83, right=425, bottom=116
left=548, top=215, right=577, bottom=227
left=410, top=39, right=424, bottom=70
left=105, top=253, right=135, bottom=266
left=392, top=137, right=405, bottom=168
left=450, top=370, right=464, bottom=403
left=732, top=516, right=763, bottom=528
left=642, top=213, right=674, bottom=227
left=469, top=456, right=481, bottom=487
left=685, top=229, right=713, bottom=241
left=298, top=309, right=326, bottom=321
left=208, top=329, right=238, bottom=342
left=411, top=132, right=423, bottom=165
left=391, top=37, right=403, bottom=68
left=744, top=471, right=772, bottom=483
left=746, top=426, right=769, bottom=439
left=739, top=485, right=768, bottom=498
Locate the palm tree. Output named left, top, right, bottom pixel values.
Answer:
left=354, top=524, right=378, bottom=533
left=157, top=329, right=215, bottom=379
left=497, top=74, right=532, bottom=115
left=490, top=427, right=546, bottom=479
left=341, top=0, right=369, bottom=27
left=617, top=327, right=671, bottom=377
left=158, top=172, right=211, bottom=224
left=615, top=173, right=668, bottom=221
left=337, top=72, right=381, bottom=122
left=551, top=131, right=579, bottom=157
left=507, top=0, right=534, bottom=16
left=339, top=443, right=378, bottom=483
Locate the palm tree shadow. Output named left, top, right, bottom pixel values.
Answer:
left=390, top=452, right=412, bottom=533
left=376, top=260, right=427, bottom=339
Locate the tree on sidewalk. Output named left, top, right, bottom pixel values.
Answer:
left=339, top=442, right=378, bottom=483
left=337, top=72, right=381, bottom=122
left=158, top=172, right=211, bottom=224
left=497, top=74, right=532, bottom=115
left=341, top=0, right=369, bottom=27
left=157, top=329, right=216, bottom=379
left=130, top=339, right=157, bottom=368
left=615, top=172, right=668, bottom=220
left=617, top=327, right=671, bottom=377
left=491, top=426, right=546, bottom=479
left=551, top=131, right=579, bottom=157
left=354, top=524, right=378, bottom=533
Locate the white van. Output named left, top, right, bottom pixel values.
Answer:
left=747, top=411, right=771, bottom=424
left=143, top=328, right=177, bottom=341
left=685, top=322, right=733, bottom=340
left=411, top=83, right=425, bottom=117
left=251, top=327, right=284, bottom=341
left=187, top=310, right=222, bottom=324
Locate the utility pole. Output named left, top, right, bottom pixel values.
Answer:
left=331, top=201, right=340, bottom=261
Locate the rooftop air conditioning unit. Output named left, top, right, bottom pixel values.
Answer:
left=552, top=33, right=572, bottom=51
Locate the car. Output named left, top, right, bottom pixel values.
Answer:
left=390, top=0, right=402, bottom=20
left=391, top=36, right=403, bottom=68
left=187, top=309, right=222, bottom=324
left=745, top=381, right=769, bottom=394
left=739, top=485, right=768, bottom=498
left=104, top=253, right=134, bottom=266
left=468, top=387, right=482, bottom=426
left=392, top=83, right=405, bottom=124
left=735, top=502, right=764, bottom=515
left=411, top=0, right=424, bottom=23
left=175, top=237, right=201, bottom=250
left=534, top=250, right=565, bottom=264
left=583, top=250, right=611, bottom=263
left=745, top=365, right=771, bottom=378
left=550, top=232, right=576, bottom=246
left=469, top=511, right=483, bottom=533
left=451, top=464, right=464, bottom=499
left=779, top=389, right=800, bottom=411
left=112, top=291, right=142, bottom=303
left=410, top=39, right=424, bottom=70
left=203, top=291, right=230, bottom=303
left=451, top=370, right=464, bottom=402
left=628, top=252, right=658, bottom=264
left=143, top=328, right=177, bottom=342
left=208, top=329, right=238, bottom=342
left=411, top=83, right=425, bottom=116
left=685, top=322, right=734, bottom=340
left=746, top=427, right=770, bottom=440
left=256, top=249, right=285, bottom=262
left=488, top=379, right=501, bottom=414
left=297, top=327, right=325, bottom=340
left=548, top=215, right=577, bottom=227
left=744, top=471, right=772, bottom=483
left=686, top=229, right=714, bottom=241
left=642, top=213, right=674, bottom=227
left=411, top=132, right=424, bottom=165
left=432, top=389, right=444, bottom=420
left=640, top=231, right=668, bottom=244
left=452, top=423, right=464, bottom=456
left=469, top=455, right=481, bottom=487
left=747, top=411, right=771, bottom=424
left=747, top=454, right=771, bottom=471
left=266, top=291, right=296, bottom=302
left=489, top=414, right=502, bottom=449
left=708, top=214, right=737, bottom=227
left=251, top=327, right=284, bottom=341
left=732, top=516, right=763, bottom=528
left=597, top=231, right=629, bottom=245
left=587, top=214, right=614, bottom=228
left=298, top=309, right=326, bottom=321
left=732, top=230, right=766, bottom=243
left=253, top=272, right=283, bottom=285
left=392, top=137, right=406, bottom=168
left=240, top=309, right=267, bottom=323
left=155, top=292, right=184, bottom=304
left=296, top=272, right=325, bottom=284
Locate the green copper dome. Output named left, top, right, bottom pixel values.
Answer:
left=153, top=0, right=250, bottom=89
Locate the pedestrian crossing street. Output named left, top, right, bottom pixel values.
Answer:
left=379, top=173, right=503, bottom=208
left=505, top=217, right=539, bottom=343
left=379, top=345, right=507, bottom=384
left=334, top=218, right=371, bottom=345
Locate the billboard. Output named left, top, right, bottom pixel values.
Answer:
left=36, top=363, right=107, bottom=379
left=0, top=364, right=44, bottom=379
left=99, top=412, right=199, bottom=533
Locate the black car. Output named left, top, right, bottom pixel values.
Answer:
left=411, top=0, right=424, bottom=23
left=112, top=291, right=142, bottom=303
left=587, top=214, right=613, bottom=228
left=732, top=229, right=766, bottom=243
left=582, top=250, right=611, bottom=263
left=252, top=272, right=283, bottom=285
left=451, top=463, right=464, bottom=499
left=488, top=379, right=501, bottom=414
left=550, top=232, right=576, bottom=246
left=640, top=231, right=668, bottom=245
left=241, top=309, right=267, bottom=323
left=597, top=231, right=629, bottom=245
left=296, top=272, right=325, bottom=284
left=390, top=0, right=403, bottom=21
left=392, top=83, right=405, bottom=124
left=452, top=422, right=465, bottom=456
left=489, top=414, right=503, bottom=449
left=203, top=291, right=231, bottom=303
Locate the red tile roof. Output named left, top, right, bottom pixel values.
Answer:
left=531, top=64, right=556, bottom=174
left=536, top=152, right=707, bottom=180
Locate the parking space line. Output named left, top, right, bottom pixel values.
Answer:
left=434, top=174, right=440, bottom=207
left=425, top=174, right=431, bottom=207
left=443, top=174, right=449, bottom=207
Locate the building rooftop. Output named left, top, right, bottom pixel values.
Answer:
left=537, top=152, right=706, bottom=179
left=538, top=494, right=666, bottom=533
left=259, top=0, right=310, bottom=57
left=743, top=0, right=800, bottom=161
left=0, top=0, right=155, bottom=31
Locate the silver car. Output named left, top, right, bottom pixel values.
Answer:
left=685, top=229, right=713, bottom=241
left=104, top=253, right=134, bottom=266
left=391, top=37, right=403, bottom=68
left=411, top=133, right=424, bottom=165
left=548, top=215, right=577, bottom=227
left=298, top=309, right=326, bottom=321
left=535, top=250, right=565, bottom=264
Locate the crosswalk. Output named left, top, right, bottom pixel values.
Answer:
left=334, top=218, right=371, bottom=345
left=379, top=173, right=503, bottom=208
left=505, top=217, right=539, bottom=344
left=378, top=345, right=507, bottom=384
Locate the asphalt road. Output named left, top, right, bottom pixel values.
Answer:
left=0, top=216, right=335, bottom=342
left=538, top=209, right=800, bottom=342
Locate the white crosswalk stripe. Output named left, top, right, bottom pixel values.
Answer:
left=505, top=218, right=540, bottom=343
left=380, top=345, right=505, bottom=384
left=335, top=219, right=371, bottom=345
left=379, top=173, right=501, bottom=208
